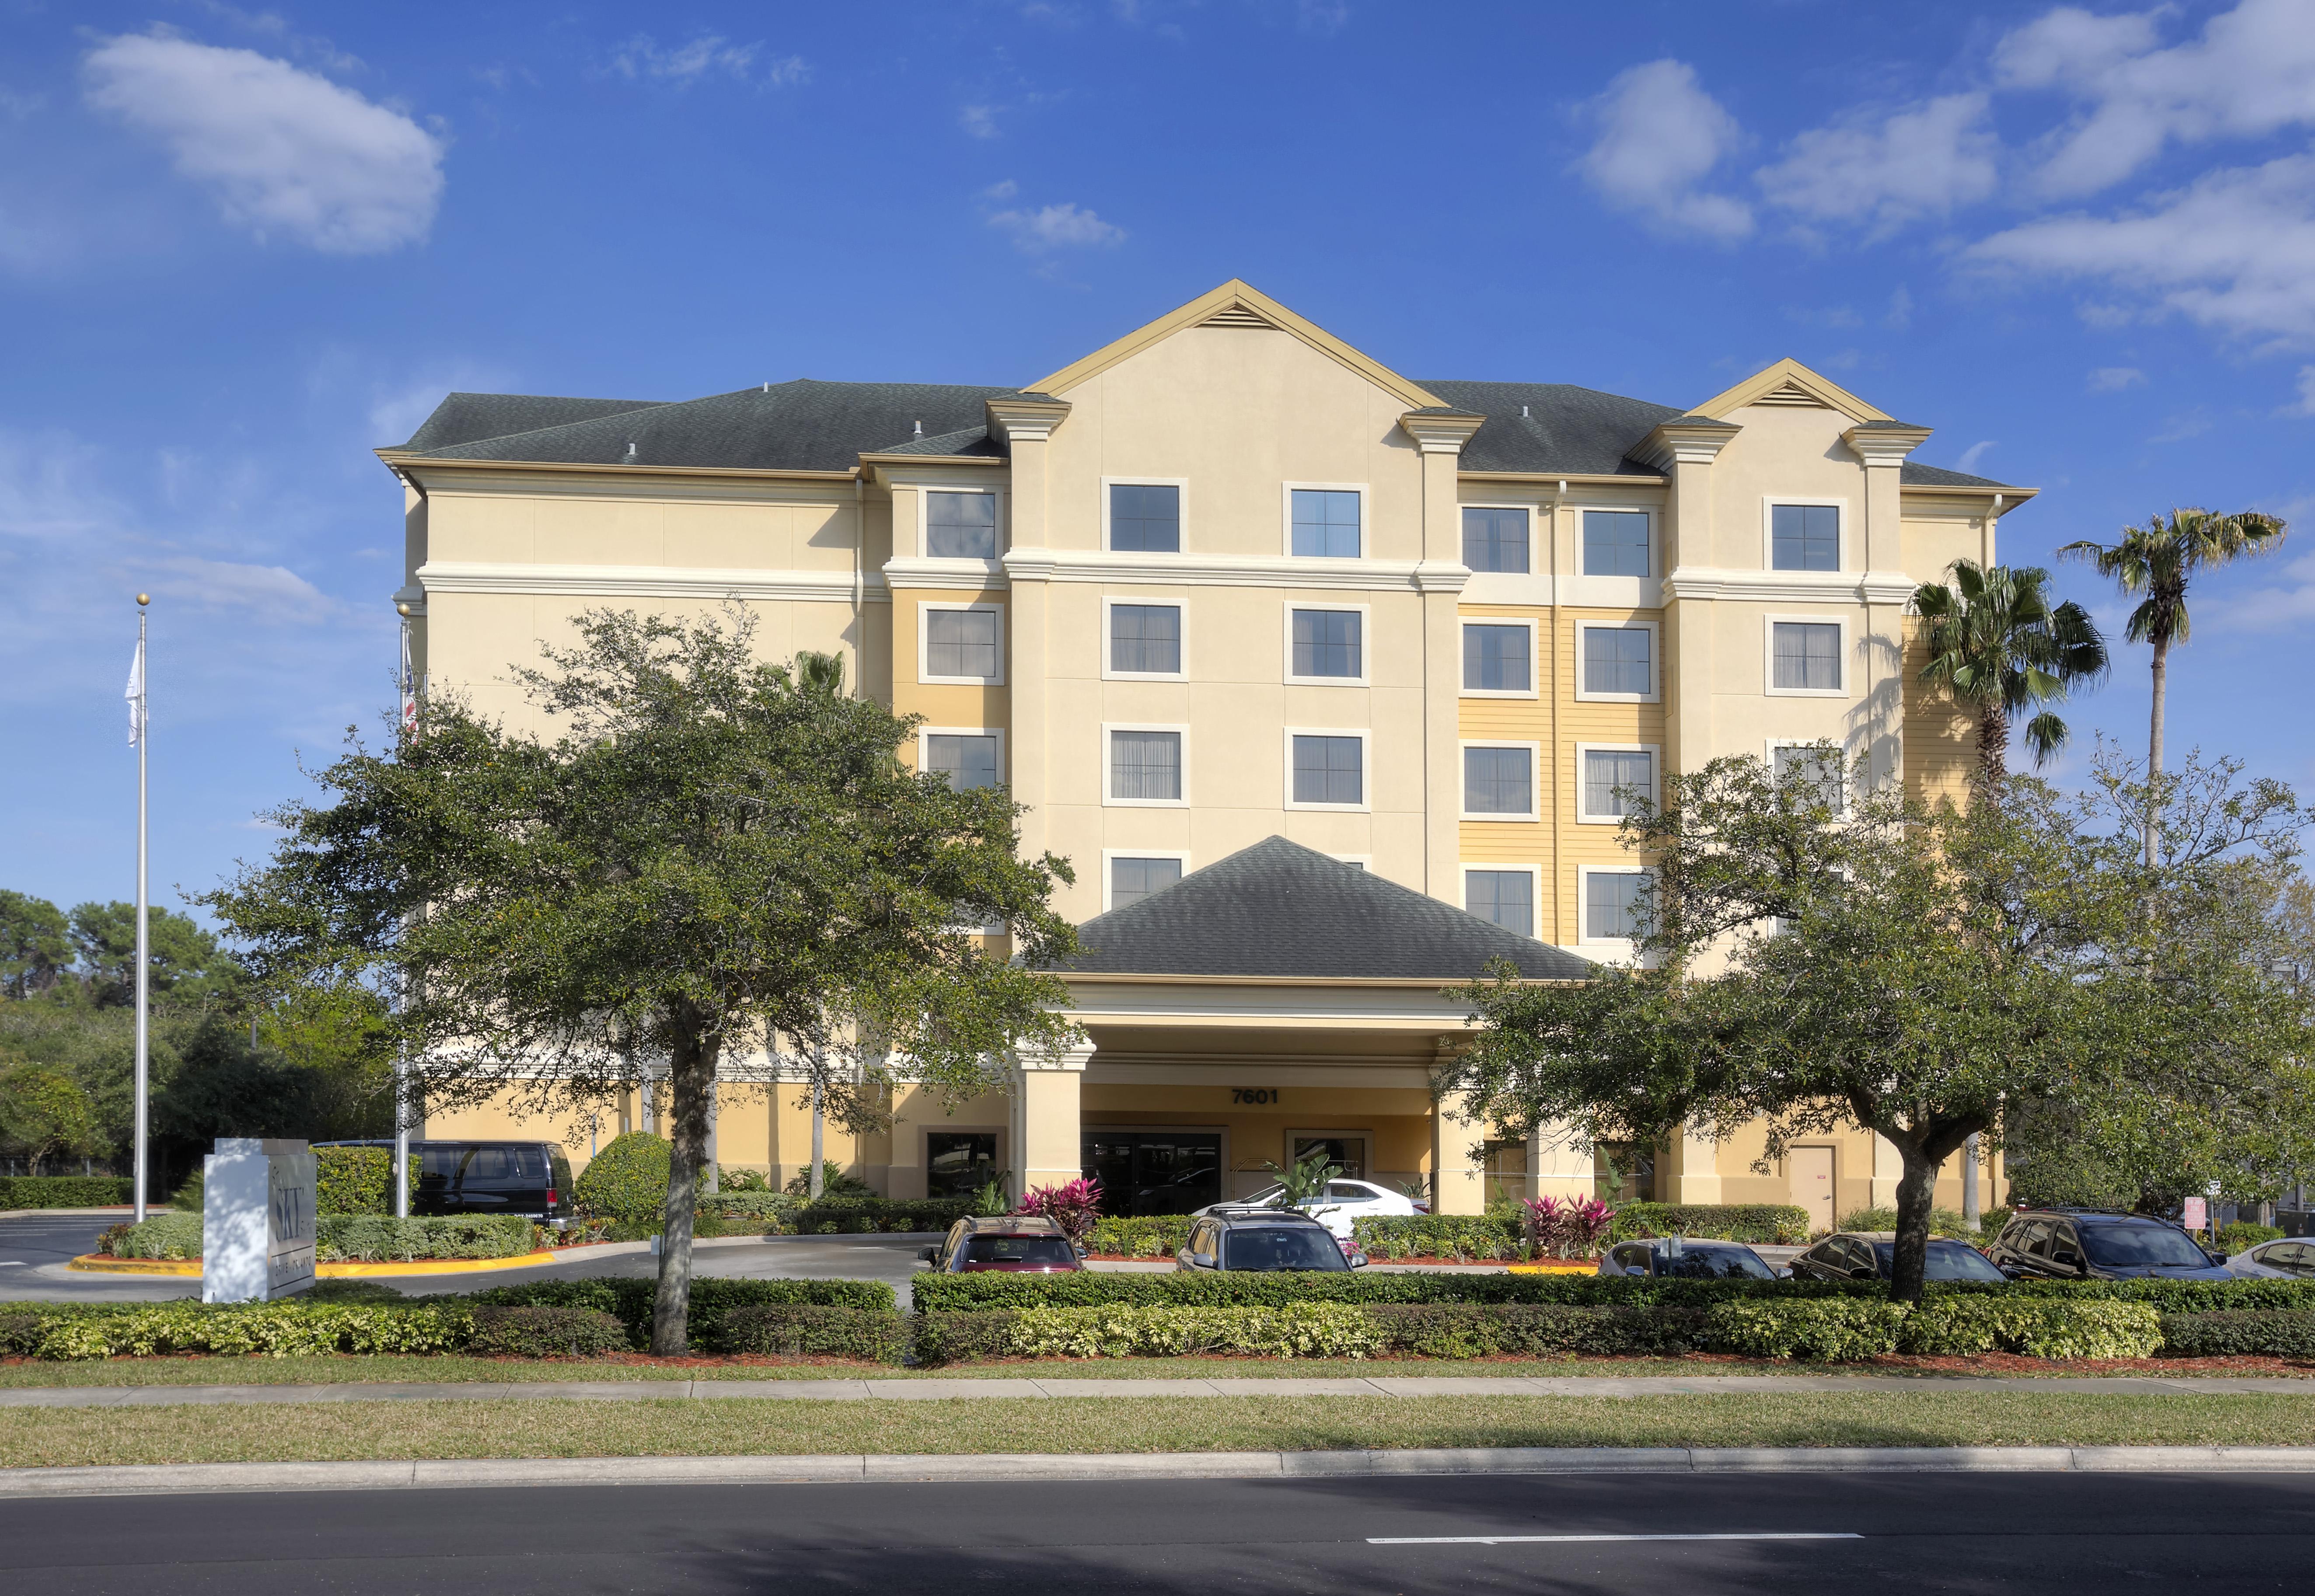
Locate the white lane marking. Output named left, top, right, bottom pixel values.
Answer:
left=1368, top=1533, right=1863, bottom=1545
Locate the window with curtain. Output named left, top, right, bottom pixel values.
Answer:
left=1583, top=748, right=1654, bottom=818
left=926, top=733, right=999, bottom=791
left=1290, top=734, right=1363, bottom=805
left=925, top=609, right=1000, bottom=678
left=926, top=491, right=997, bottom=558
left=1465, top=870, right=1534, bottom=937
left=1110, top=856, right=1183, bottom=910
left=1582, top=625, right=1652, bottom=696
left=1110, top=603, right=1181, bottom=674
left=1109, top=484, right=1180, bottom=552
left=1771, top=504, right=1840, bottom=571
left=1773, top=745, right=1844, bottom=811
left=1461, top=506, right=1529, bottom=573
left=1771, top=621, right=1842, bottom=691
left=1464, top=746, right=1533, bottom=815
left=1110, top=730, right=1182, bottom=801
left=1290, top=489, right=1361, bottom=558
left=1463, top=624, right=1530, bottom=692
left=1585, top=870, right=1649, bottom=941
left=1582, top=509, right=1650, bottom=576
left=1291, top=609, right=1362, bottom=678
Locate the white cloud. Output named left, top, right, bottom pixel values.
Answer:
left=988, top=200, right=1125, bottom=252
left=960, top=104, right=1000, bottom=138
left=608, top=35, right=807, bottom=88
left=2210, top=550, right=2315, bottom=630
left=1965, top=154, right=2315, bottom=347
left=150, top=554, right=333, bottom=620
left=2088, top=366, right=2146, bottom=392
left=81, top=32, right=443, bottom=254
left=1575, top=59, right=1752, bottom=242
left=1956, top=440, right=1998, bottom=474
left=981, top=179, right=1020, bottom=201
left=2288, top=366, right=2315, bottom=416
left=1997, top=0, right=2315, bottom=198
left=1883, top=286, right=1913, bottom=331
left=1756, top=93, right=1997, bottom=230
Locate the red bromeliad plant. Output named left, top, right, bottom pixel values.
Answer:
left=1522, top=1194, right=1615, bottom=1259
left=1014, top=1178, right=1103, bottom=1250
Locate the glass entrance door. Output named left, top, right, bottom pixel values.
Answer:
left=1082, top=1131, right=1222, bottom=1216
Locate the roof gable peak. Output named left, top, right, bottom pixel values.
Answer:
left=1689, top=358, right=1892, bottom=425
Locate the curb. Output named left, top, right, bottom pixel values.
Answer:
left=63, top=1245, right=629, bottom=1279
left=7, top=1445, right=2315, bottom=1498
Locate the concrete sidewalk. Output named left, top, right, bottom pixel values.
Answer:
left=3, top=1372, right=2307, bottom=1408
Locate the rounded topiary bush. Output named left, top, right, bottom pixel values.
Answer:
left=573, top=1133, right=670, bottom=1226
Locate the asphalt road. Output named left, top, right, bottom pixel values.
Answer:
left=6, top=1471, right=2312, bottom=1593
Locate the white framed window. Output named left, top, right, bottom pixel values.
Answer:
left=1104, top=723, right=1188, bottom=807
left=1461, top=505, right=1531, bottom=574
left=1104, top=597, right=1187, bottom=680
left=1463, top=865, right=1540, bottom=938
left=1578, top=865, right=1653, bottom=946
left=1574, top=620, right=1659, bottom=703
left=919, top=487, right=1004, bottom=560
left=1763, top=498, right=1847, bottom=573
left=919, top=727, right=1005, bottom=791
left=1284, top=727, right=1370, bottom=810
left=1103, top=478, right=1188, bottom=554
left=1766, top=616, right=1849, bottom=697
left=1576, top=743, right=1660, bottom=825
left=1461, top=741, right=1540, bottom=822
left=1461, top=618, right=1537, bottom=697
left=1283, top=603, right=1369, bottom=685
left=1767, top=740, right=1851, bottom=817
left=1103, top=849, right=1191, bottom=913
left=918, top=602, right=1005, bottom=685
left=1581, top=507, right=1652, bottom=578
left=1283, top=482, right=1366, bottom=559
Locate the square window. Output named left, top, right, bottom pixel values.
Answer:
left=1110, top=603, right=1182, bottom=675
left=1773, top=745, right=1845, bottom=811
left=1110, top=730, right=1182, bottom=802
left=1463, top=624, right=1531, bottom=693
left=1290, top=734, right=1363, bottom=805
left=1582, top=510, right=1650, bottom=577
left=1772, top=621, right=1843, bottom=692
left=1290, top=488, right=1362, bottom=558
left=1291, top=609, right=1362, bottom=678
left=1582, top=626, right=1652, bottom=697
left=925, top=608, right=1001, bottom=679
left=1772, top=504, right=1840, bottom=571
left=1462, top=507, right=1529, bottom=573
left=1465, top=870, right=1534, bottom=937
left=1464, top=746, right=1533, bottom=816
left=925, top=1132, right=998, bottom=1199
left=1585, top=871, right=1649, bottom=941
left=1110, top=856, right=1183, bottom=910
left=926, top=733, right=999, bottom=791
left=1110, top=484, right=1180, bottom=553
left=1582, top=748, right=1654, bottom=819
left=927, top=491, right=997, bottom=558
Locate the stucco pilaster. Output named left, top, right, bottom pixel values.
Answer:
left=1404, top=410, right=1480, bottom=901
left=1012, top=1041, right=1092, bottom=1195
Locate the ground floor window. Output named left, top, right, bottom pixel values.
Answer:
left=1595, top=1141, right=1656, bottom=1203
left=1483, top=1138, right=1527, bottom=1207
left=926, top=1133, right=998, bottom=1199
left=1293, top=1136, right=1366, bottom=1180
left=1082, top=1130, right=1222, bottom=1216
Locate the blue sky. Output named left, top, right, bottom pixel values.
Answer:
left=4, top=0, right=2313, bottom=918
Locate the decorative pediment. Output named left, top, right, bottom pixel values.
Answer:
left=1689, top=359, right=1893, bottom=425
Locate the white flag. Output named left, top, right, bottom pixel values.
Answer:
left=398, top=619, right=418, bottom=736
left=125, top=638, right=146, bottom=747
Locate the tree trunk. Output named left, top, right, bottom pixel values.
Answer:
left=2145, top=635, right=2168, bottom=870
left=1975, top=702, right=2009, bottom=791
left=650, top=1022, right=719, bottom=1355
left=1886, top=1124, right=1978, bottom=1305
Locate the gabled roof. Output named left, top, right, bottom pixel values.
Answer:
left=1060, top=836, right=1593, bottom=981
left=399, top=393, right=666, bottom=453
left=1417, top=380, right=1686, bottom=477
left=1689, top=358, right=1894, bottom=425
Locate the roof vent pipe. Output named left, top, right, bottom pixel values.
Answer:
left=913, top=420, right=923, bottom=438
left=1522, top=404, right=1529, bottom=418
left=623, top=442, right=637, bottom=463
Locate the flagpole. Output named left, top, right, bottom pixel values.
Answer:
left=132, top=596, right=150, bottom=1224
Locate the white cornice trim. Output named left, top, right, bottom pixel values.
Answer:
left=1664, top=566, right=1918, bottom=605
left=886, top=556, right=1008, bottom=590
left=1633, top=419, right=1741, bottom=473
left=999, top=547, right=1462, bottom=592
left=416, top=561, right=888, bottom=603
left=1398, top=411, right=1487, bottom=454
left=1844, top=423, right=1934, bottom=468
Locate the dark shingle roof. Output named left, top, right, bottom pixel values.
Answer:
left=877, top=425, right=1004, bottom=458
left=1416, top=380, right=1685, bottom=476
left=1899, top=460, right=2013, bottom=490
left=394, top=393, right=666, bottom=453
left=1061, top=836, right=1592, bottom=980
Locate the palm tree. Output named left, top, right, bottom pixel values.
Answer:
left=1909, top=560, right=2109, bottom=786
left=2059, top=509, right=2287, bottom=863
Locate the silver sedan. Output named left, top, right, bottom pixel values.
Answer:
left=2224, top=1238, right=2315, bottom=1278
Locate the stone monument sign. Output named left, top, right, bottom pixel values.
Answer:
left=201, top=1138, right=318, bottom=1303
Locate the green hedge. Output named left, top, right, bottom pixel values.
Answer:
left=1704, top=1297, right=2164, bottom=1360
left=919, top=1303, right=1385, bottom=1361
left=1085, top=1214, right=1194, bottom=1257
left=0, top=1176, right=133, bottom=1209
left=789, top=1197, right=973, bottom=1235
left=911, top=1269, right=1875, bottom=1314
left=572, top=1133, right=670, bottom=1225
left=2158, top=1310, right=2315, bottom=1359
left=314, top=1148, right=420, bottom=1216
left=716, top=1305, right=908, bottom=1361
left=468, top=1276, right=894, bottom=1348
left=2217, top=1222, right=2285, bottom=1253
left=94, top=1212, right=540, bottom=1263
left=467, top=1305, right=627, bottom=1358
left=1610, top=1203, right=1814, bottom=1244
left=1352, top=1214, right=1526, bottom=1261
left=1364, top=1302, right=1710, bottom=1359
left=98, top=1212, right=203, bottom=1259
left=0, top=1300, right=472, bottom=1359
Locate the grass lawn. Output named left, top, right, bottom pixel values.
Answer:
left=5, top=1392, right=2315, bottom=1469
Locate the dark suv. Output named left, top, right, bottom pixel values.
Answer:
left=1985, top=1209, right=2231, bottom=1281
left=1177, top=1208, right=1361, bottom=1272
left=921, top=1215, right=1083, bottom=1273
left=316, top=1139, right=575, bottom=1223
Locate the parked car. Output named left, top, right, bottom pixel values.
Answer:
left=1984, top=1208, right=2232, bottom=1281
left=919, top=1214, right=1083, bottom=1273
left=2224, top=1238, right=2315, bottom=1279
left=1598, top=1238, right=1776, bottom=1279
left=1191, top=1178, right=1425, bottom=1238
left=315, top=1138, right=574, bottom=1222
left=1787, top=1231, right=2008, bottom=1283
left=1177, top=1209, right=1363, bottom=1272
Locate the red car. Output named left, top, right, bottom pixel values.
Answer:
left=919, top=1214, right=1083, bottom=1273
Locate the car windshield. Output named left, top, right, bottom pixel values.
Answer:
left=1872, top=1241, right=2007, bottom=1281
left=2078, top=1223, right=2213, bottom=1269
left=1655, top=1245, right=1774, bottom=1279
left=962, top=1235, right=1074, bottom=1266
left=1223, top=1227, right=1347, bottom=1271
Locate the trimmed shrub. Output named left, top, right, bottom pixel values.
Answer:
left=1837, top=1206, right=1982, bottom=1240
left=0, top=1300, right=472, bottom=1360
left=468, top=1275, right=894, bottom=1348
left=914, top=1311, right=1024, bottom=1365
left=1992, top=1277, right=2315, bottom=1313
left=1002, top=1303, right=1383, bottom=1359
left=1704, top=1298, right=1912, bottom=1360
left=698, top=1191, right=799, bottom=1226
left=1352, top=1214, right=1525, bottom=1261
left=1364, top=1302, right=1709, bottom=1358
left=318, top=1214, right=537, bottom=1262
left=1085, top=1215, right=1194, bottom=1258
left=467, top=1305, right=627, bottom=1358
left=573, top=1132, right=670, bottom=1226
left=1902, top=1297, right=2163, bottom=1359
left=314, top=1148, right=419, bottom=1215
left=99, top=1212, right=202, bottom=1259
left=0, top=1311, right=45, bottom=1355
left=0, top=1176, right=133, bottom=1209
left=2158, top=1310, right=2315, bottom=1359
left=716, top=1305, right=907, bottom=1362
left=1612, top=1203, right=1813, bottom=1244
left=2217, top=1222, right=2285, bottom=1254
left=791, top=1197, right=973, bottom=1235
left=913, top=1269, right=1878, bottom=1314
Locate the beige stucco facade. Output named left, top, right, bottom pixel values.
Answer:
left=386, top=282, right=2014, bottom=1229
